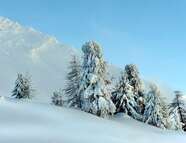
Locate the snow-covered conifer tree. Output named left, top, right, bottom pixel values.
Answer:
left=124, top=64, right=143, bottom=96
left=112, top=64, right=144, bottom=120
left=169, top=91, right=186, bottom=131
left=64, top=55, right=81, bottom=108
left=143, top=83, right=169, bottom=129
left=12, top=73, right=32, bottom=99
left=78, top=41, right=115, bottom=117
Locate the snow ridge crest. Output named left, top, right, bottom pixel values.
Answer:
left=0, top=16, right=22, bottom=31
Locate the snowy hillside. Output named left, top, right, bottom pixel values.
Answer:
left=0, top=98, right=185, bottom=143
left=0, top=17, right=78, bottom=100
left=0, top=17, right=120, bottom=101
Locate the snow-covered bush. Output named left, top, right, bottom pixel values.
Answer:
left=51, top=90, right=64, bottom=106
left=112, top=64, right=144, bottom=120
left=12, top=73, right=33, bottom=99
left=64, top=55, right=81, bottom=108
left=78, top=41, right=115, bottom=117
left=169, top=91, right=186, bottom=131
left=143, top=83, right=169, bottom=129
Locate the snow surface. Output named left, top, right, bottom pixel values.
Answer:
left=0, top=17, right=186, bottom=143
left=0, top=98, right=185, bottom=143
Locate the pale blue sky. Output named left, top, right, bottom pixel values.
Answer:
left=0, top=0, right=186, bottom=92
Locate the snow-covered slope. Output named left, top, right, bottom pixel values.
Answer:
left=0, top=98, right=185, bottom=143
left=0, top=17, right=80, bottom=101
left=0, top=17, right=121, bottom=101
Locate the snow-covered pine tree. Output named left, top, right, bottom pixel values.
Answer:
left=78, top=41, right=115, bottom=117
left=143, top=83, right=169, bottom=129
left=124, top=64, right=145, bottom=114
left=112, top=64, right=144, bottom=120
left=124, top=64, right=143, bottom=96
left=169, top=91, right=186, bottom=131
left=12, top=73, right=32, bottom=99
left=64, top=55, right=81, bottom=108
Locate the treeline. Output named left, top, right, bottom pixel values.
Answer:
left=11, top=41, right=186, bottom=131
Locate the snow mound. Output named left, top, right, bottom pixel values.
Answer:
left=0, top=99, right=185, bottom=143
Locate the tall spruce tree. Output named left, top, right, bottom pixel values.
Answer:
left=64, top=55, right=81, bottom=108
left=78, top=41, right=115, bottom=117
left=112, top=64, right=144, bottom=120
left=169, top=91, right=186, bottom=131
left=12, top=73, right=32, bottom=99
left=143, top=83, right=169, bottom=129
left=124, top=64, right=143, bottom=96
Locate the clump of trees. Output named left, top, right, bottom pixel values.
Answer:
left=10, top=40, right=186, bottom=132
left=60, top=41, right=116, bottom=117
left=57, top=40, right=186, bottom=131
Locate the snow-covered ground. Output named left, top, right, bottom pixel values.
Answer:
left=0, top=17, right=186, bottom=143
left=0, top=98, right=185, bottom=143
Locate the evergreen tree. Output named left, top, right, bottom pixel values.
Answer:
left=143, top=83, right=169, bottom=129
left=169, top=91, right=186, bottom=131
left=78, top=41, right=115, bottom=117
left=124, top=64, right=145, bottom=114
left=112, top=64, right=144, bottom=120
left=12, top=73, right=32, bottom=99
left=124, top=64, right=143, bottom=96
left=64, top=55, right=81, bottom=108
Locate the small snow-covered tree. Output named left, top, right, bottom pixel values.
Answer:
left=52, top=90, right=64, bottom=106
left=168, top=107, right=183, bottom=130
left=64, top=55, right=81, bottom=108
left=12, top=73, right=32, bottom=99
left=78, top=41, right=115, bottom=117
left=143, top=83, right=169, bottom=129
left=169, top=91, right=186, bottom=131
left=112, top=64, right=144, bottom=120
